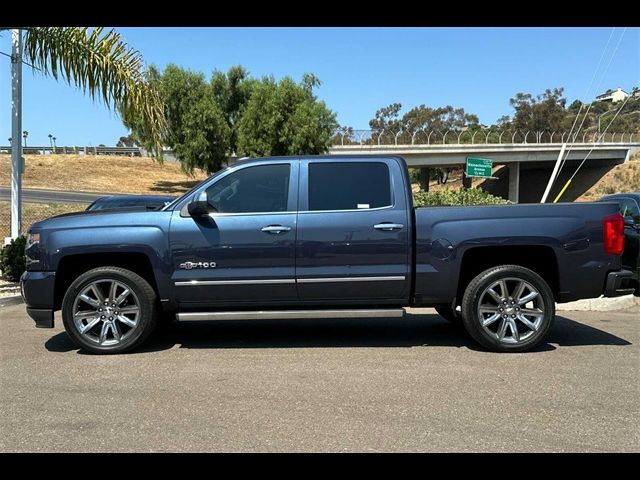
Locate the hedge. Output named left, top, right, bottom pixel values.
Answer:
left=413, top=188, right=510, bottom=207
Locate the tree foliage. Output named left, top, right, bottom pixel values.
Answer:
left=0, top=236, right=26, bottom=282
left=507, top=88, right=568, bottom=132
left=236, top=75, right=337, bottom=157
left=124, top=65, right=336, bottom=173
left=500, top=87, right=640, bottom=135
left=116, top=134, right=138, bottom=147
left=369, top=103, right=479, bottom=134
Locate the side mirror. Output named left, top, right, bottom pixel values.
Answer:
left=187, top=192, right=213, bottom=217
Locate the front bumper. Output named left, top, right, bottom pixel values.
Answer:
left=603, top=270, right=635, bottom=297
left=20, top=270, right=56, bottom=328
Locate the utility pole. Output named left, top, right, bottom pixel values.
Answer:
left=10, top=29, right=23, bottom=239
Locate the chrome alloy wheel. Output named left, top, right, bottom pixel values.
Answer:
left=72, top=279, right=140, bottom=346
left=476, top=277, right=545, bottom=345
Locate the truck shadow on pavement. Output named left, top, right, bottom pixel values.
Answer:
left=44, top=313, right=632, bottom=355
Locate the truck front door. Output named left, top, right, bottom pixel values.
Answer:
left=169, top=161, right=299, bottom=307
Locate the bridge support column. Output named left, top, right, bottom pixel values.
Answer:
left=462, top=173, right=472, bottom=189
left=419, top=167, right=429, bottom=192
left=508, top=162, right=520, bottom=203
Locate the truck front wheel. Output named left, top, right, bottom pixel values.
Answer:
left=61, top=266, right=158, bottom=354
left=460, top=265, right=555, bottom=352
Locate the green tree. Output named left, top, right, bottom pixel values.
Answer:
left=123, top=64, right=230, bottom=174
left=236, top=75, right=337, bottom=157
left=369, top=103, right=478, bottom=134
left=211, top=66, right=255, bottom=155
left=509, top=87, right=568, bottom=132
left=13, top=27, right=166, bottom=156
left=369, top=103, right=403, bottom=133
left=116, top=134, right=138, bottom=147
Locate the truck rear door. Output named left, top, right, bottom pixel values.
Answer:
left=295, top=158, right=410, bottom=302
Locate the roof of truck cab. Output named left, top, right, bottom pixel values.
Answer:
left=231, top=154, right=406, bottom=167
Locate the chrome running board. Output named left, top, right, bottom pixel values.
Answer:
left=176, top=309, right=405, bottom=321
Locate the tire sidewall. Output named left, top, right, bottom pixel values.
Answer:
left=462, top=266, right=555, bottom=352
left=62, top=268, right=155, bottom=354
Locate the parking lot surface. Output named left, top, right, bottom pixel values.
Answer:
left=1, top=304, right=638, bottom=452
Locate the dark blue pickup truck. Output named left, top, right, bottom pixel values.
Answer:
left=21, top=155, right=633, bottom=354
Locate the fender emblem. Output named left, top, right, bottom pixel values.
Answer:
left=179, top=261, right=217, bottom=269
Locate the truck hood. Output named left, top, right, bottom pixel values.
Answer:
left=29, top=208, right=173, bottom=231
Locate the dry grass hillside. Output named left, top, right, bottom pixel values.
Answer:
left=0, top=154, right=208, bottom=195
left=579, top=151, right=640, bottom=201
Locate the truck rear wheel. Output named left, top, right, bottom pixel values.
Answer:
left=460, top=265, right=555, bottom=352
left=61, top=266, right=158, bottom=354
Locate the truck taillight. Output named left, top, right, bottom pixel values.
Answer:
left=603, top=213, right=624, bottom=255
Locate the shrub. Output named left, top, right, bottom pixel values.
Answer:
left=408, top=168, right=421, bottom=184
left=0, top=235, right=26, bottom=282
left=413, top=188, right=510, bottom=207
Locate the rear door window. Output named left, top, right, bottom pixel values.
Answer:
left=308, top=162, right=392, bottom=211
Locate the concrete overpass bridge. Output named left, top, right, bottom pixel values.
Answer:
left=4, top=130, right=638, bottom=203
left=327, top=133, right=640, bottom=203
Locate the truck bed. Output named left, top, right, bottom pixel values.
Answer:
left=413, top=201, right=622, bottom=304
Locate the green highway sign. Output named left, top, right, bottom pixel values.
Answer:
left=465, top=157, right=493, bottom=177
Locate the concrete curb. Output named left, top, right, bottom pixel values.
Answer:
left=557, top=294, right=639, bottom=312
left=0, top=295, right=23, bottom=308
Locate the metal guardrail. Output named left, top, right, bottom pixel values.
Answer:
left=0, top=146, right=142, bottom=156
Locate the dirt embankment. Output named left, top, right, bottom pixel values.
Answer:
left=0, top=154, right=208, bottom=195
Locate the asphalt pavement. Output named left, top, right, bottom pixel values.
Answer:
left=0, top=187, right=118, bottom=204
left=1, top=305, right=638, bottom=452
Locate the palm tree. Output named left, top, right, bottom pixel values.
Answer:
left=16, top=27, right=166, bottom=154
left=48, top=133, right=53, bottom=149
left=52, top=136, right=57, bottom=151
left=5, top=27, right=167, bottom=238
left=22, top=130, right=28, bottom=147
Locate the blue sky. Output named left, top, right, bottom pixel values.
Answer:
left=1, top=27, right=638, bottom=147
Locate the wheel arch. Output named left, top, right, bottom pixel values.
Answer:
left=54, top=252, right=159, bottom=310
left=457, top=245, right=559, bottom=303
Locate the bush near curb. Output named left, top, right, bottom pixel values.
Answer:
left=0, top=236, right=26, bottom=282
left=413, top=188, right=510, bottom=207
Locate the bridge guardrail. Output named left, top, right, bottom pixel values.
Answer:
left=0, top=129, right=637, bottom=158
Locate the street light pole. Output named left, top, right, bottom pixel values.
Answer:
left=598, top=109, right=617, bottom=141
left=10, top=29, right=23, bottom=240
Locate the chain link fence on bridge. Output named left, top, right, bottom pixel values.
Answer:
left=330, top=129, right=639, bottom=146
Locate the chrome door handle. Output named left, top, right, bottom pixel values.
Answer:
left=374, top=223, right=404, bottom=231
left=261, top=225, right=291, bottom=234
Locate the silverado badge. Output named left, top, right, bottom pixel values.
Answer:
left=179, top=261, right=217, bottom=269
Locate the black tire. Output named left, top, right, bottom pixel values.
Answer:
left=460, top=265, right=555, bottom=353
left=61, top=266, right=158, bottom=354
left=435, top=306, right=462, bottom=325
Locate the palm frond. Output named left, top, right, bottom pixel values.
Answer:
left=22, top=27, right=167, bottom=158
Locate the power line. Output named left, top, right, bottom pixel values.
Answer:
left=560, top=27, right=616, bottom=150
left=557, top=27, right=627, bottom=175
left=0, top=50, right=40, bottom=71
left=552, top=93, right=632, bottom=203
left=568, top=94, right=631, bottom=183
